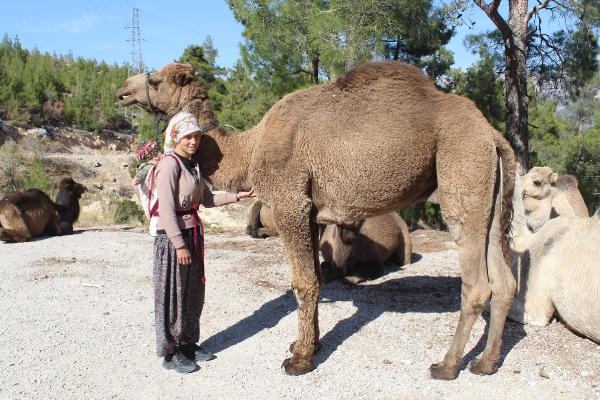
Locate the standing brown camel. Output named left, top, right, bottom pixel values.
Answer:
left=0, top=177, right=86, bottom=242
left=116, top=61, right=516, bottom=380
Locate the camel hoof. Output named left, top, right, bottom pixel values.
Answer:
left=469, top=358, right=499, bottom=376
left=281, top=356, right=316, bottom=376
left=429, top=362, right=459, bottom=380
left=288, top=341, right=321, bottom=354
left=343, top=275, right=366, bottom=285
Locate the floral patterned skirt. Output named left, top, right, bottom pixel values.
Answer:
left=153, top=229, right=205, bottom=357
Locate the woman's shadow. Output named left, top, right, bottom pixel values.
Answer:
left=203, top=256, right=526, bottom=372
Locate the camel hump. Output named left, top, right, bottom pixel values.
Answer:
left=554, top=175, right=578, bottom=190
left=333, top=61, right=434, bottom=92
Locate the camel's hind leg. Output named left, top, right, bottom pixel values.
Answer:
left=470, top=169, right=516, bottom=375
left=429, top=138, right=499, bottom=380
left=271, top=189, right=322, bottom=375
left=0, top=205, right=32, bottom=242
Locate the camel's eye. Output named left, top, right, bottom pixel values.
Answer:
left=148, top=76, right=163, bottom=88
left=533, top=180, right=542, bottom=187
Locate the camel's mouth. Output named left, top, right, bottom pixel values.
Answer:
left=115, top=88, right=137, bottom=107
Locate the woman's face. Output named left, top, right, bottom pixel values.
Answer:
left=176, top=131, right=201, bottom=157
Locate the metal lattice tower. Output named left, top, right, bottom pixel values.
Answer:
left=126, top=7, right=145, bottom=76
left=124, top=8, right=145, bottom=119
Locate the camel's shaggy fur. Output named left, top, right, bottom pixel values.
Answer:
left=117, top=61, right=516, bottom=379
left=0, top=177, right=86, bottom=242
left=509, top=176, right=600, bottom=343
left=245, top=199, right=278, bottom=238
left=320, top=213, right=412, bottom=284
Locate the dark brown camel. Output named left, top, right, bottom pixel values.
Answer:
left=0, top=177, right=86, bottom=242
left=116, top=61, right=516, bottom=380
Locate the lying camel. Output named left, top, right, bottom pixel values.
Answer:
left=117, top=61, right=516, bottom=380
left=246, top=203, right=411, bottom=283
left=521, top=167, right=588, bottom=232
left=320, top=213, right=412, bottom=284
left=509, top=176, right=600, bottom=343
left=245, top=198, right=278, bottom=238
left=0, top=177, right=86, bottom=242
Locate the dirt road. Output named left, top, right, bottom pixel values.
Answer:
left=0, top=229, right=598, bottom=400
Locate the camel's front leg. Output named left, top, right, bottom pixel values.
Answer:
left=272, top=197, right=322, bottom=375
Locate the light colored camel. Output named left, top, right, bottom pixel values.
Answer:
left=320, top=212, right=412, bottom=284
left=116, top=61, right=516, bottom=380
left=0, top=177, right=86, bottom=242
left=245, top=199, right=278, bottom=238
left=520, top=167, right=588, bottom=232
left=509, top=176, right=600, bottom=343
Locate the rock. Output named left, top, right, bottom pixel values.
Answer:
left=92, top=161, right=102, bottom=167
left=26, top=127, right=51, bottom=139
left=92, top=183, right=103, bottom=190
left=538, top=366, right=550, bottom=379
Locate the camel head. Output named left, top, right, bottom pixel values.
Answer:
left=56, top=177, right=86, bottom=200
left=115, top=63, right=208, bottom=117
left=520, top=167, right=558, bottom=232
left=521, top=167, right=557, bottom=202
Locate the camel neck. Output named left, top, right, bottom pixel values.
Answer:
left=195, top=126, right=257, bottom=192
left=177, top=99, right=256, bottom=192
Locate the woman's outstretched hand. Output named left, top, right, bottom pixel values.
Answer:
left=236, top=188, right=256, bottom=200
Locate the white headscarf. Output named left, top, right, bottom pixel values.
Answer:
left=163, top=111, right=203, bottom=154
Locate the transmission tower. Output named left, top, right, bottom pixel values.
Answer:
left=126, top=7, right=145, bottom=75
left=124, top=8, right=145, bottom=119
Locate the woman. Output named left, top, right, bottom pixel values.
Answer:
left=153, top=111, right=254, bottom=373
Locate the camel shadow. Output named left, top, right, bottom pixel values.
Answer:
left=204, top=274, right=461, bottom=357
left=26, top=229, right=90, bottom=242
left=204, top=272, right=526, bottom=374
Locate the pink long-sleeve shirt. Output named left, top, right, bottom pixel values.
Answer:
left=155, top=154, right=238, bottom=249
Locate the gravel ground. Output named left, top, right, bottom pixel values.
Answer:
left=0, top=228, right=599, bottom=400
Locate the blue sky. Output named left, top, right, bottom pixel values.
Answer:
left=1, top=1, right=548, bottom=72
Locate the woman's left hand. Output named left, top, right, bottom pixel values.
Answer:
left=236, top=188, right=256, bottom=200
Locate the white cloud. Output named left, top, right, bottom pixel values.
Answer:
left=23, top=14, right=114, bottom=34
left=61, top=15, right=111, bottom=33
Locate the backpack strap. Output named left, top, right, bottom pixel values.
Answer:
left=149, top=154, right=182, bottom=217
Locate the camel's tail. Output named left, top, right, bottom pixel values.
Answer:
left=494, top=131, right=516, bottom=263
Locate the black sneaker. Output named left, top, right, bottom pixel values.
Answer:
left=162, top=350, right=198, bottom=373
left=182, top=343, right=215, bottom=362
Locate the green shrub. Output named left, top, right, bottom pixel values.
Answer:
left=21, top=156, right=53, bottom=196
left=114, top=198, right=145, bottom=224
left=400, top=202, right=446, bottom=231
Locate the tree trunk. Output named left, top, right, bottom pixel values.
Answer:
left=505, top=0, right=530, bottom=174
left=393, top=36, right=401, bottom=61
left=311, top=53, right=319, bottom=84
left=474, top=0, right=532, bottom=174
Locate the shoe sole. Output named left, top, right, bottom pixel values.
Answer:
left=194, top=352, right=216, bottom=362
left=162, top=360, right=197, bottom=374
